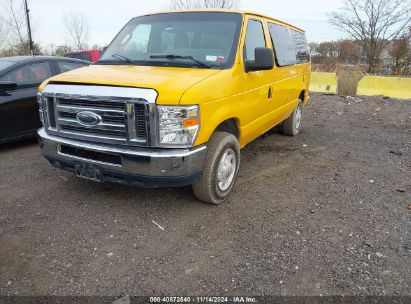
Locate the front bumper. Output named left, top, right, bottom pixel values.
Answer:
left=37, top=128, right=206, bottom=187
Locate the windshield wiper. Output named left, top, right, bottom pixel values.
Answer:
left=112, top=54, right=133, bottom=63
left=150, top=55, right=210, bottom=69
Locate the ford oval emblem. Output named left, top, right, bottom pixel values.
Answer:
left=76, top=111, right=101, bottom=126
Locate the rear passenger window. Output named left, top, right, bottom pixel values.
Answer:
left=57, top=61, right=87, bottom=73
left=290, top=29, right=310, bottom=64
left=0, top=62, right=52, bottom=88
left=65, top=52, right=92, bottom=62
left=244, top=20, right=266, bottom=61
left=268, top=23, right=296, bottom=67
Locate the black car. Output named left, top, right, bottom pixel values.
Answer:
left=0, top=56, right=90, bottom=143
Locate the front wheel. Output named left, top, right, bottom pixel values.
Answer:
left=192, top=131, right=240, bottom=205
left=282, top=99, right=303, bottom=136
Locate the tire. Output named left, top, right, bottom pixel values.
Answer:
left=192, top=131, right=240, bottom=205
left=282, top=99, right=303, bottom=136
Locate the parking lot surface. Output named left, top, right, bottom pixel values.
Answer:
left=0, top=94, right=410, bottom=297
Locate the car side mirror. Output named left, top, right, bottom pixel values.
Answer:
left=245, top=47, right=274, bottom=72
left=0, top=81, right=18, bottom=93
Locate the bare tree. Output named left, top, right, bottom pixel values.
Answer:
left=0, top=18, right=7, bottom=49
left=336, top=40, right=362, bottom=65
left=0, top=0, right=27, bottom=45
left=0, top=0, right=39, bottom=55
left=170, top=0, right=240, bottom=9
left=330, top=0, right=411, bottom=73
left=389, top=27, right=411, bottom=75
left=63, top=12, right=89, bottom=50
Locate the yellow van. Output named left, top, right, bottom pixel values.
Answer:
left=37, top=10, right=311, bottom=204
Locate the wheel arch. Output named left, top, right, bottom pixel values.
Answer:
left=214, top=118, right=240, bottom=140
left=299, top=90, right=306, bottom=102
left=299, top=89, right=309, bottom=105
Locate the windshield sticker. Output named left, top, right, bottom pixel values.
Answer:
left=206, top=55, right=218, bottom=62
left=206, top=56, right=225, bottom=62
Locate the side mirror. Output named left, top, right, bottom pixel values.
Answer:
left=0, top=81, right=17, bottom=93
left=245, top=47, right=274, bottom=72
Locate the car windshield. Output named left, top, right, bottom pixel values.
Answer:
left=98, top=12, right=243, bottom=69
left=0, top=60, right=15, bottom=72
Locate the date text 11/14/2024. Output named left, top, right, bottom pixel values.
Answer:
left=149, top=296, right=258, bottom=303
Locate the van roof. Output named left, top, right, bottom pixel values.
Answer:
left=136, top=9, right=305, bottom=33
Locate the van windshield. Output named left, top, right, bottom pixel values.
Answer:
left=98, top=12, right=243, bottom=69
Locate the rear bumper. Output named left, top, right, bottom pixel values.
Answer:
left=37, top=128, right=206, bottom=187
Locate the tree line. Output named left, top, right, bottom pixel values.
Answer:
left=0, top=0, right=240, bottom=57
left=0, top=0, right=409, bottom=75
left=310, top=29, right=411, bottom=76
left=0, top=0, right=91, bottom=57
left=170, top=0, right=239, bottom=9
left=328, top=0, right=410, bottom=75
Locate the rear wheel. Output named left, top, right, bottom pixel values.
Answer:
left=282, top=99, right=303, bottom=136
left=192, top=131, right=240, bottom=205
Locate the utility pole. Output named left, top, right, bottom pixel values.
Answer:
left=24, top=0, right=34, bottom=55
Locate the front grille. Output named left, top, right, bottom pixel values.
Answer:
left=47, top=98, right=56, bottom=128
left=59, top=112, right=125, bottom=124
left=135, top=104, right=147, bottom=140
left=48, top=96, right=148, bottom=146
left=59, top=98, right=125, bottom=110
left=61, top=125, right=127, bottom=138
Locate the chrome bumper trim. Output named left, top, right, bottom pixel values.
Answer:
left=38, top=128, right=206, bottom=178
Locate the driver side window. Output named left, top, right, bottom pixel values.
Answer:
left=0, top=62, right=52, bottom=89
left=244, top=19, right=266, bottom=61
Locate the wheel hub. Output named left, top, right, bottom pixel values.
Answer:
left=295, top=105, right=302, bottom=130
left=217, top=148, right=236, bottom=191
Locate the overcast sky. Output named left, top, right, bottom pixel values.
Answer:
left=28, top=0, right=348, bottom=48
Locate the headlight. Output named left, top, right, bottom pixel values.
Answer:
left=37, top=93, right=45, bottom=125
left=158, top=105, right=199, bottom=147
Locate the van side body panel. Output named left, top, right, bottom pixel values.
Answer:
left=184, top=13, right=310, bottom=148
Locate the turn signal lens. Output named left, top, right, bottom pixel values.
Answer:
left=182, top=118, right=198, bottom=128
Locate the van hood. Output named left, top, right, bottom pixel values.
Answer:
left=40, top=64, right=221, bottom=105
